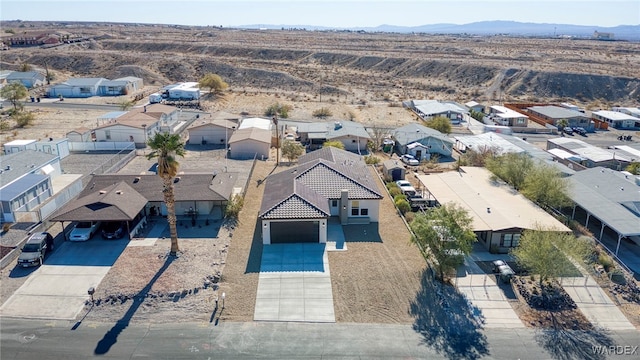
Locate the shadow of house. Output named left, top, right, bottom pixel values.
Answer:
left=410, top=269, right=489, bottom=360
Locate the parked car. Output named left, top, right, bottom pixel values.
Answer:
left=563, top=127, right=574, bottom=135
left=101, top=221, right=125, bottom=240
left=69, top=221, right=101, bottom=241
left=573, top=127, right=587, bottom=136
left=400, top=154, right=420, bottom=166
left=395, top=180, right=417, bottom=197
left=17, top=232, right=53, bottom=267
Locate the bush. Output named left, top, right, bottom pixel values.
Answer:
left=13, top=111, right=34, bottom=128
left=388, top=187, right=402, bottom=197
left=2, top=223, right=12, bottom=233
left=395, top=198, right=410, bottom=214
left=312, top=107, right=332, bottom=118
left=393, top=194, right=407, bottom=203
left=364, top=155, right=379, bottom=165
left=264, top=103, right=292, bottom=118
left=404, top=212, right=415, bottom=223
left=224, top=195, right=244, bottom=219
left=598, top=253, right=614, bottom=272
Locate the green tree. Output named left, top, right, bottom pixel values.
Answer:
left=0, top=82, right=28, bottom=111
left=556, top=118, right=569, bottom=133
left=264, top=102, right=292, bottom=118
left=485, top=152, right=534, bottom=190
left=13, top=111, right=34, bottom=128
left=281, top=139, right=304, bottom=164
left=146, top=132, right=186, bottom=256
left=625, top=162, right=640, bottom=175
left=312, top=107, right=332, bottom=118
left=469, top=109, right=485, bottom=122
left=425, top=116, right=452, bottom=134
left=322, top=140, right=344, bottom=150
left=520, top=163, right=571, bottom=209
left=224, top=194, right=244, bottom=220
left=512, top=227, right=592, bottom=298
left=460, top=146, right=500, bottom=167
left=198, top=73, right=228, bottom=95
left=411, top=203, right=477, bottom=281
left=20, top=62, right=32, bottom=72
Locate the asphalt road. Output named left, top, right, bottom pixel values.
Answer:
left=1, top=318, right=638, bottom=359
left=2, top=99, right=122, bottom=111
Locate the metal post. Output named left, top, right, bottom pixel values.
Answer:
left=221, top=292, right=226, bottom=309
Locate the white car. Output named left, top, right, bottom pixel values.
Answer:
left=400, top=154, right=420, bottom=166
left=395, top=180, right=417, bottom=197
left=69, top=221, right=101, bottom=241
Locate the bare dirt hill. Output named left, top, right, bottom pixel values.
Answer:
left=2, top=22, right=639, bottom=105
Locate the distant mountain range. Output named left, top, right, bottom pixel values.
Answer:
left=239, top=20, right=640, bottom=41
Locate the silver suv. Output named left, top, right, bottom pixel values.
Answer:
left=17, top=232, right=53, bottom=267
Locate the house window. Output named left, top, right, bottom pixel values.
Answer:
left=80, top=87, right=91, bottom=94
left=331, top=200, right=338, bottom=207
left=360, top=208, right=368, bottom=216
left=517, top=118, right=525, bottom=124
left=500, top=233, right=521, bottom=248
left=105, top=130, right=111, bottom=140
left=351, top=201, right=359, bottom=216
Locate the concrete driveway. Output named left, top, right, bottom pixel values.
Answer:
left=0, top=237, right=128, bottom=320
left=254, top=243, right=335, bottom=322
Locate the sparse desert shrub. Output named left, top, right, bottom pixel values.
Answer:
left=312, top=107, right=332, bottom=118
left=395, top=198, right=410, bottom=214
left=224, top=195, right=244, bottom=219
left=364, top=155, right=379, bottom=165
left=2, top=222, right=12, bottom=233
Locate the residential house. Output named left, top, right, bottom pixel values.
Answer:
left=296, top=120, right=371, bottom=152
left=488, top=105, right=529, bottom=127
left=416, top=166, right=570, bottom=253
left=408, top=100, right=468, bottom=124
left=93, top=104, right=180, bottom=147
left=47, top=77, right=143, bottom=98
left=0, top=150, right=61, bottom=222
left=6, top=71, right=45, bottom=89
left=228, top=127, right=271, bottom=160
left=392, top=123, right=453, bottom=159
left=50, top=172, right=238, bottom=236
left=527, top=105, right=591, bottom=129
left=5, top=31, right=61, bottom=46
left=612, top=107, right=640, bottom=119
left=259, top=147, right=382, bottom=244
left=547, top=137, right=631, bottom=169
left=592, top=110, right=640, bottom=129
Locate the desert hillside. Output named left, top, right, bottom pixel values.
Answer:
left=1, top=22, right=639, bottom=106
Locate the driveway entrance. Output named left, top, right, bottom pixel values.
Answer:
left=254, top=243, right=335, bottom=322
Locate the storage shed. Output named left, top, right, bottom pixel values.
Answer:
left=382, top=159, right=406, bottom=181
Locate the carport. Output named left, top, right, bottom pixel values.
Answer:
left=49, top=181, right=148, bottom=240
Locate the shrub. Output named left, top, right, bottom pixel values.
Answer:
left=388, top=187, right=402, bottom=197
left=395, top=198, right=410, bottom=214
left=393, top=194, right=407, bottom=203
left=2, top=223, right=12, bottom=233
left=364, top=155, right=380, bottom=165
left=312, top=107, right=332, bottom=118
left=404, top=212, right=415, bottom=223
left=13, top=111, right=34, bottom=128
left=598, top=253, right=614, bottom=272
left=224, top=195, right=244, bottom=219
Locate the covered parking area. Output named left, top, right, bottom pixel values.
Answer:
left=50, top=181, right=148, bottom=240
left=567, top=167, right=640, bottom=273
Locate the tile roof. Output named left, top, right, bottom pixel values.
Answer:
left=259, top=147, right=382, bottom=219
left=50, top=181, right=148, bottom=222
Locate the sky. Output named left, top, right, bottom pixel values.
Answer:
left=1, top=0, right=638, bottom=28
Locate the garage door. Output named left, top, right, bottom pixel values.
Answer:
left=270, top=221, right=319, bottom=244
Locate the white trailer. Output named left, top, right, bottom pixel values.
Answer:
left=149, top=92, right=163, bottom=104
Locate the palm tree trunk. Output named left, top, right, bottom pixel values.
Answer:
left=162, top=176, right=180, bottom=256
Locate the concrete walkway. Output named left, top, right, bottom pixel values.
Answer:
left=254, top=243, right=335, bottom=322
left=326, top=218, right=347, bottom=251
left=561, top=276, right=636, bottom=330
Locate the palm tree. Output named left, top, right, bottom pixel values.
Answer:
left=146, top=132, right=186, bottom=256
left=557, top=118, right=569, bottom=135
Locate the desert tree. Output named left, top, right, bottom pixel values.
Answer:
left=13, top=111, right=35, bottom=128
left=625, top=162, right=640, bottom=175
left=411, top=203, right=476, bottom=281
left=520, top=163, right=571, bottom=210
left=20, top=62, right=32, bottom=72
left=511, top=226, right=592, bottom=299
left=198, top=73, right=228, bottom=95
left=460, top=145, right=500, bottom=167
left=264, top=102, right=292, bottom=118
left=0, top=82, right=28, bottom=111
left=281, top=139, right=304, bottom=164
left=425, top=116, right=452, bottom=134
left=146, top=132, right=186, bottom=256
left=368, top=123, right=391, bottom=151
left=322, top=140, right=345, bottom=150
left=119, top=99, right=134, bottom=111
left=485, top=152, right=534, bottom=190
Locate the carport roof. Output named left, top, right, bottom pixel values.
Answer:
left=568, top=167, right=640, bottom=237
left=50, top=181, right=147, bottom=221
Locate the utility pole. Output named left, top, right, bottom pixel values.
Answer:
left=273, top=115, right=279, bottom=165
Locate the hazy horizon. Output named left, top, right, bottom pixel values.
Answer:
left=1, top=1, right=638, bottom=29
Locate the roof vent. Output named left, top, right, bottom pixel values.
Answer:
left=620, top=187, right=624, bottom=191
left=99, top=190, right=107, bottom=194
left=5, top=165, right=10, bottom=171
left=487, top=207, right=491, bottom=213
left=133, top=177, right=140, bottom=183
left=173, top=177, right=181, bottom=183
left=116, top=190, right=123, bottom=195
left=334, top=122, right=342, bottom=130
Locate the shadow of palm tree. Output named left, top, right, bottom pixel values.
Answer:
left=535, top=315, right=616, bottom=360
left=94, top=255, right=175, bottom=355
left=410, top=269, right=489, bottom=360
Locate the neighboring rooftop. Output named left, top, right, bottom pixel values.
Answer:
left=527, top=105, right=587, bottom=119
left=0, top=150, right=59, bottom=186
left=548, top=137, right=631, bottom=163
left=392, top=123, right=453, bottom=146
